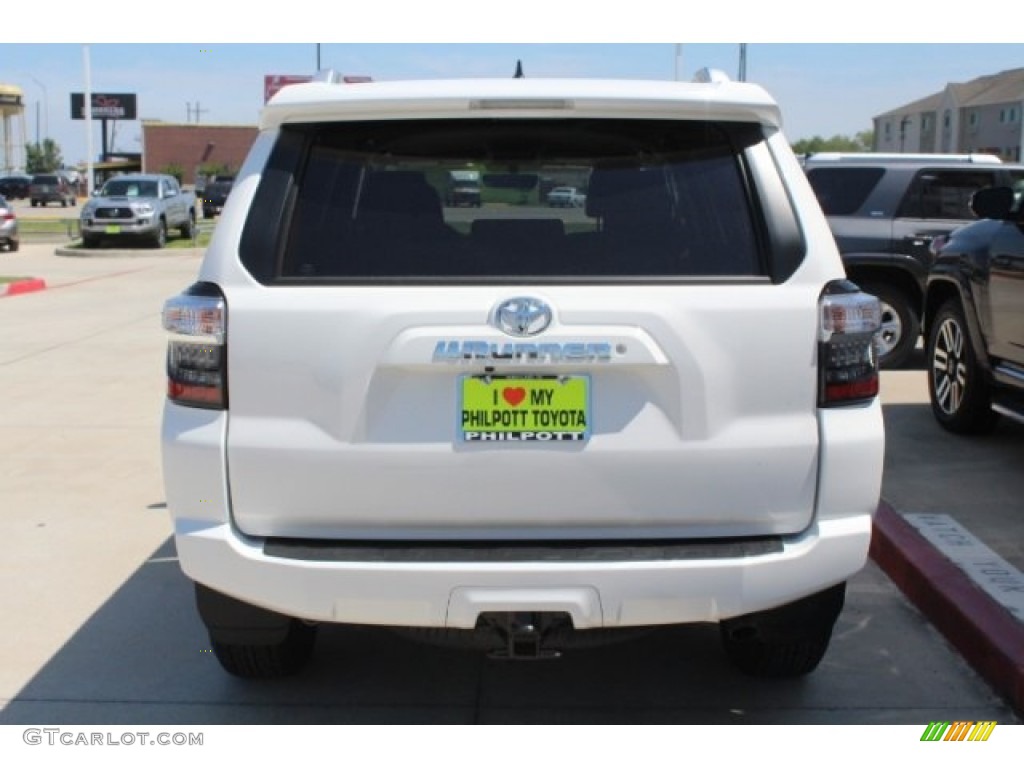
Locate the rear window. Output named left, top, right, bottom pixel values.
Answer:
left=32, top=175, right=59, bottom=185
left=241, top=119, right=780, bottom=283
left=806, top=167, right=885, bottom=215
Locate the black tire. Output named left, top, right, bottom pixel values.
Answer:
left=926, top=298, right=998, bottom=435
left=180, top=212, right=196, bottom=239
left=211, top=620, right=317, bottom=679
left=860, top=281, right=919, bottom=369
left=720, top=584, right=845, bottom=678
left=82, top=234, right=100, bottom=249
left=9, top=239, right=19, bottom=252
left=151, top=219, right=167, bottom=249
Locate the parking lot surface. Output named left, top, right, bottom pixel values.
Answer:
left=0, top=242, right=1021, bottom=724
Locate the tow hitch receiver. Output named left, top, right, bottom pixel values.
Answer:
left=485, top=612, right=562, bottom=661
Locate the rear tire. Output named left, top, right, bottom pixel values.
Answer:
left=82, top=234, right=100, bottom=249
left=180, top=212, right=195, bottom=239
left=151, top=219, right=167, bottom=248
left=211, top=621, right=317, bottom=679
left=860, top=281, right=919, bottom=369
left=720, top=583, right=845, bottom=678
left=926, top=298, right=998, bottom=434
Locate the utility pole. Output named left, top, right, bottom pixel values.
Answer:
left=26, top=74, right=48, bottom=141
left=316, top=44, right=321, bottom=71
left=186, top=102, right=210, bottom=124
left=738, top=44, right=747, bottom=82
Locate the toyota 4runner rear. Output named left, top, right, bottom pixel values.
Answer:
left=161, top=71, right=885, bottom=679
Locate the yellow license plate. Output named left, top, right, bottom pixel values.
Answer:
left=460, top=376, right=590, bottom=442
left=104, top=225, right=121, bottom=234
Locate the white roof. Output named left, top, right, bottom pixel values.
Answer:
left=259, top=78, right=782, bottom=131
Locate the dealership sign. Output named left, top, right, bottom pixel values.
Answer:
left=71, top=93, right=138, bottom=120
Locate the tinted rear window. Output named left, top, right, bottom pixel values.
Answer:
left=242, top=119, right=778, bottom=283
left=806, top=167, right=885, bottom=215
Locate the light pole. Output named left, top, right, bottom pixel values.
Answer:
left=25, top=74, right=48, bottom=143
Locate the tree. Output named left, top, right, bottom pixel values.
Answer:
left=160, top=163, right=185, bottom=183
left=199, top=162, right=234, bottom=180
left=791, top=131, right=874, bottom=155
left=25, top=139, right=64, bottom=173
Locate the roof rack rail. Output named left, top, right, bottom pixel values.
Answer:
left=805, top=152, right=1003, bottom=164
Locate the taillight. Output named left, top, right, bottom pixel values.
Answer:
left=818, top=280, right=881, bottom=407
left=162, top=284, right=226, bottom=409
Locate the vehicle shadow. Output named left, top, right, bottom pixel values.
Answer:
left=0, top=533, right=1009, bottom=724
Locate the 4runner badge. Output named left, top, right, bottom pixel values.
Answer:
left=493, top=297, right=552, bottom=337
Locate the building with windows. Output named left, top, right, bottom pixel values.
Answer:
left=874, top=68, right=1024, bottom=160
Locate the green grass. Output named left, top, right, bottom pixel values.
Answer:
left=0, top=276, right=32, bottom=284
left=18, top=219, right=80, bottom=236
left=166, top=229, right=213, bottom=249
left=61, top=227, right=213, bottom=251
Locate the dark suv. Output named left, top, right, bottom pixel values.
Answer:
left=924, top=185, right=1024, bottom=433
left=804, top=153, right=1024, bottom=368
left=202, top=176, right=234, bottom=219
left=29, top=173, right=77, bottom=208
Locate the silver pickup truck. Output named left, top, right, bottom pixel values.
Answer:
left=80, top=173, right=196, bottom=248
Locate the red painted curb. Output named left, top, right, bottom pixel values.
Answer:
left=1, top=278, right=47, bottom=297
left=871, top=500, right=1024, bottom=716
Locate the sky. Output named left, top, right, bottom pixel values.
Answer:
left=2, top=5, right=1022, bottom=169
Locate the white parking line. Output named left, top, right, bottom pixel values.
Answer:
left=905, top=513, right=1024, bottom=622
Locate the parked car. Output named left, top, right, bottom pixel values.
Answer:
left=803, top=153, right=1024, bottom=368
left=202, top=176, right=235, bottom=219
left=80, top=173, right=196, bottom=248
left=444, top=170, right=482, bottom=207
left=546, top=185, right=585, bottom=207
left=0, top=174, right=32, bottom=200
left=29, top=173, right=77, bottom=208
left=161, top=71, right=884, bottom=680
left=924, top=184, right=1024, bottom=433
left=0, top=195, right=19, bottom=252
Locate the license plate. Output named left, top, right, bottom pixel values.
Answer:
left=459, top=375, right=590, bottom=442
left=105, top=225, right=122, bottom=234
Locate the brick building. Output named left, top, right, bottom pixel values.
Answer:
left=142, top=121, right=258, bottom=185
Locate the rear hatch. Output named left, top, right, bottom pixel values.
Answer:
left=215, top=82, right=829, bottom=542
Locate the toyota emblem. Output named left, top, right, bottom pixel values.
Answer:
left=493, top=297, right=552, bottom=337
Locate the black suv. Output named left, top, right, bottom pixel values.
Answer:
left=202, top=176, right=234, bottom=219
left=804, top=153, right=1024, bottom=368
left=924, top=185, right=1024, bottom=433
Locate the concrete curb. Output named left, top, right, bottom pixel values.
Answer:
left=54, top=245, right=203, bottom=258
left=0, top=278, right=47, bottom=297
left=871, top=500, right=1024, bottom=716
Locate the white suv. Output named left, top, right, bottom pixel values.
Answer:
left=161, top=71, right=884, bottom=679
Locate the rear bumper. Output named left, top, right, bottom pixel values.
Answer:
left=172, top=514, right=871, bottom=629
